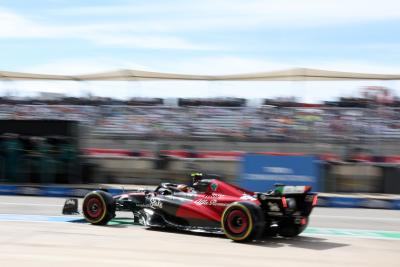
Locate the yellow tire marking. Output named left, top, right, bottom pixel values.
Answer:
left=221, top=203, right=254, bottom=241
left=84, top=192, right=107, bottom=224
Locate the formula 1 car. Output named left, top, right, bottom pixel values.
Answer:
left=63, top=174, right=318, bottom=242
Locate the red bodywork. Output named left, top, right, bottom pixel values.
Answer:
left=175, top=179, right=260, bottom=222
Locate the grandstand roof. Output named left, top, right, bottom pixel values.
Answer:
left=1, top=68, right=400, bottom=81
left=0, top=70, right=76, bottom=80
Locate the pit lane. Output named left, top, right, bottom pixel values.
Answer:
left=0, top=195, right=399, bottom=267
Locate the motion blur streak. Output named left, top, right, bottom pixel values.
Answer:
left=0, top=196, right=399, bottom=267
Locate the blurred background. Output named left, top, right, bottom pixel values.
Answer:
left=1, top=85, right=400, bottom=195
left=1, top=2, right=400, bottom=267
left=1, top=0, right=400, bottom=196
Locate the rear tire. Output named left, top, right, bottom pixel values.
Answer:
left=221, top=202, right=264, bottom=242
left=278, top=218, right=308, bottom=237
left=82, top=191, right=115, bottom=225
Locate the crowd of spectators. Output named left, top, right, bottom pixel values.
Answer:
left=1, top=96, right=400, bottom=142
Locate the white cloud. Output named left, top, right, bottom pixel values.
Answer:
left=54, top=0, right=400, bottom=29
left=2, top=0, right=399, bottom=52
left=3, top=0, right=400, bottom=45
left=0, top=8, right=215, bottom=50
left=2, top=0, right=400, bottom=101
left=88, top=34, right=218, bottom=50
left=0, top=9, right=51, bottom=38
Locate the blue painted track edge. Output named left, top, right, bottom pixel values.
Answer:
left=0, top=185, right=399, bottom=210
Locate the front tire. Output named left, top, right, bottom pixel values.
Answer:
left=82, top=191, right=115, bottom=225
left=221, top=202, right=265, bottom=242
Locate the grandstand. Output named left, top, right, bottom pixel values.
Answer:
left=1, top=68, right=400, bottom=151
left=1, top=96, right=400, bottom=145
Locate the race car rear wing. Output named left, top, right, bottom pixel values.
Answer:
left=274, top=185, right=312, bottom=195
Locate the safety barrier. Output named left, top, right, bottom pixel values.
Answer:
left=0, top=184, right=399, bottom=210
left=2, top=153, right=400, bottom=194
left=318, top=195, right=400, bottom=210
left=83, top=148, right=400, bottom=163
left=0, top=185, right=123, bottom=197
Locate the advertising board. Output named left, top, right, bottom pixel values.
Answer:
left=239, top=154, right=320, bottom=192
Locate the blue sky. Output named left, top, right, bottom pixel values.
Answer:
left=1, top=0, right=400, bottom=102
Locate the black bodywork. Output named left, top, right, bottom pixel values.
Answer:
left=64, top=179, right=318, bottom=239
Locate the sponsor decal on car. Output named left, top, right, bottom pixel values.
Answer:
left=194, top=199, right=228, bottom=207
left=165, top=195, right=189, bottom=202
left=206, top=193, right=224, bottom=198
left=150, top=198, right=163, bottom=209
left=210, top=183, right=218, bottom=191
left=240, top=194, right=255, bottom=201
left=281, top=186, right=306, bottom=194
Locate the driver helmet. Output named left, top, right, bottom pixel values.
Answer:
left=190, top=172, right=203, bottom=185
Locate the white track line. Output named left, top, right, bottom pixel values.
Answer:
left=314, top=215, right=400, bottom=221
left=0, top=202, right=62, bottom=207
left=0, top=213, right=69, bottom=217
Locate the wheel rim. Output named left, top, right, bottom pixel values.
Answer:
left=86, top=197, right=103, bottom=218
left=226, top=209, right=248, bottom=234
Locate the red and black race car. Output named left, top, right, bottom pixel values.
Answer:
left=63, top=173, right=318, bottom=242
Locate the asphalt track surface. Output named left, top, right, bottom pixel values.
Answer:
left=0, top=196, right=399, bottom=267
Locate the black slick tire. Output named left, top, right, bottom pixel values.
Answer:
left=221, top=201, right=265, bottom=242
left=82, top=190, right=115, bottom=225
